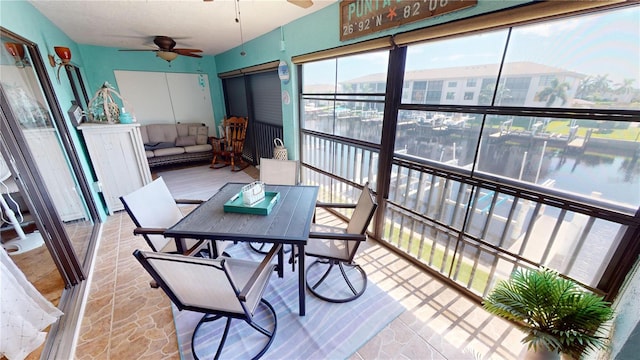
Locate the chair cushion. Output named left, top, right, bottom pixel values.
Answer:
left=153, top=147, right=185, bottom=157
left=175, top=135, right=196, bottom=147
left=306, top=237, right=351, bottom=261
left=184, top=144, right=212, bottom=153
left=307, top=224, right=351, bottom=261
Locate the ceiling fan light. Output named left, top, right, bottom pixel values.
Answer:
left=157, top=51, right=178, bottom=62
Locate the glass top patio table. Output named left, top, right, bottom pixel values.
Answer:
left=164, top=182, right=319, bottom=316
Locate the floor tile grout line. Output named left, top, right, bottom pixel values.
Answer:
left=106, top=213, right=123, bottom=359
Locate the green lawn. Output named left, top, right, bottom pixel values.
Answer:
left=385, top=222, right=491, bottom=295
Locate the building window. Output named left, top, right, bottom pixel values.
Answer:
left=448, top=81, right=457, bottom=87
left=464, top=92, right=474, bottom=100
left=446, top=92, right=455, bottom=100
left=466, top=78, right=477, bottom=87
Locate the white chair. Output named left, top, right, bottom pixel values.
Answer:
left=249, top=158, right=299, bottom=255
left=120, top=177, right=229, bottom=258
left=259, top=158, right=299, bottom=185
left=133, top=244, right=281, bottom=360
left=305, top=183, right=377, bottom=303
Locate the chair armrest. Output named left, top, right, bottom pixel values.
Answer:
left=238, top=243, right=282, bottom=301
left=309, top=232, right=366, bottom=242
left=175, top=199, right=204, bottom=205
left=315, top=202, right=357, bottom=209
left=133, top=227, right=166, bottom=236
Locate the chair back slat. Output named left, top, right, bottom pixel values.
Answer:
left=224, top=116, right=248, bottom=153
left=260, top=158, right=299, bottom=185
left=346, top=183, right=377, bottom=235
left=121, top=177, right=182, bottom=252
left=346, top=183, right=377, bottom=258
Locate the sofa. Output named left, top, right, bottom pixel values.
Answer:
left=140, top=122, right=213, bottom=168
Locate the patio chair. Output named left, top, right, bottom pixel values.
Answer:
left=210, top=116, right=249, bottom=172
left=133, top=244, right=281, bottom=360
left=120, top=177, right=229, bottom=258
left=249, top=158, right=299, bottom=255
left=305, top=182, right=377, bottom=303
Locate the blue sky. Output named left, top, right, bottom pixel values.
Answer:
left=305, top=6, right=639, bottom=87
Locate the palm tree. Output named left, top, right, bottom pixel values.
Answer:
left=614, top=78, right=635, bottom=96
left=592, top=74, right=613, bottom=95
left=479, top=81, right=511, bottom=105
left=575, top=76, right=595, bottom=100
left=538, top=78, right=571, bottom=107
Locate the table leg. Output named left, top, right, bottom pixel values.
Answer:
left=298, top=243, right=306, bottom=316
left=277, top=244, right=284, bottom=278
left=175, top=238, right=185, bottom=254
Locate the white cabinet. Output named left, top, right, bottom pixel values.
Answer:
left=78, top=123, right=152, bottom=214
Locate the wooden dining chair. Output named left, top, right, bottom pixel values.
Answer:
left=133, top=244, right=281, bottom=360
left=210, top=116, right=249, bottom=172
left=305, top=183, right=377, bottom=303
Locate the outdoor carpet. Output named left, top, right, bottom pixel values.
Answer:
left=172, top=243, right=405, bottom=360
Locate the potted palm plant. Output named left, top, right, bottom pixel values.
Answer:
left=483, top=267, right=614, bottom=360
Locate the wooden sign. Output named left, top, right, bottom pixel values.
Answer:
left=340, top=0, right=477, bottom=41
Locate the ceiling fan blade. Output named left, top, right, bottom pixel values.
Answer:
left=287, top=0, right=313, bottom=8
left=118, top=49, right=157, bottom=52
left=174, top=48, right=203, bottom=54
left=180, top=53, right=203, bottom=58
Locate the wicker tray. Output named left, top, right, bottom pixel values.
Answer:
left=223, top=191, right=280, bottom=215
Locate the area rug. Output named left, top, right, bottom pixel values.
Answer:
left=172, top=244, right=404, bottom=360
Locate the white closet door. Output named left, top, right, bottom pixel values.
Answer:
left=114, top=71, right=215, bottom=134
left=114, top=70, right=174, bottom=124
left=166, top=73, right=215, bottom=134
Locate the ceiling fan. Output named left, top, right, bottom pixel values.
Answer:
left=119, top=36, right=203, bottom=62
left=203, top=0, right=314, bottom=9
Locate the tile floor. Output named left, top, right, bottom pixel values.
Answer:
left=74, top=164, right=525, bottom=359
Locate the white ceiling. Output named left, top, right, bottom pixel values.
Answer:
left=29, top=0, right=337, bottom=56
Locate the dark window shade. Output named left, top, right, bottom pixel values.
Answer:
left=222, top=69, right=283, bottom=164
left=223, top=76, right=248, bottom=118
left=249, top=71, right=282, bottom=126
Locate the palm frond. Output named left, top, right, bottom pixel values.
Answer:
left=483, top=267, right=614, bottom=358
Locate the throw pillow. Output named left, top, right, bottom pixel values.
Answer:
left=175, top=136, right=196, bottom=147
left=196, top=126, right=208, bottom=145
left=189, top=126, right=209, bottom=145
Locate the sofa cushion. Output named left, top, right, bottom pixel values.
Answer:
left=145, top=124, right=179, bottom=143
left=188, top=126, right=209, bottom=145
left=175, top=135, right=196, bottom=147
left=176, top=123, right=206, bottom=137
left=153, top=147, right=185, bottom=157
left=184, top=144, right=212, bottom=153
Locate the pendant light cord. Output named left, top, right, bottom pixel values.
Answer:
left=235, top=0, right=246, bottom=55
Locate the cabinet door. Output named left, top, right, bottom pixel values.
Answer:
left=80, top=124, right=151, bottom=214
